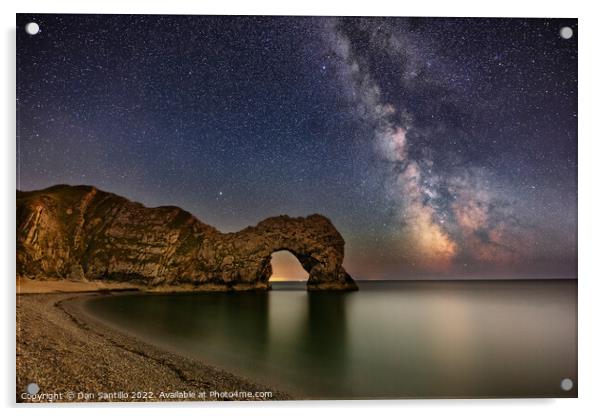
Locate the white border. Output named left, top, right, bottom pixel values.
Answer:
left=2, top=1, right=601, bottom=415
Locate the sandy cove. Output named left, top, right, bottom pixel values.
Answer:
left=16, top=291, right=291, bottom=402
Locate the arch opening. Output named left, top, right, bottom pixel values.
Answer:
left=269, top=250, right=310, bottom=282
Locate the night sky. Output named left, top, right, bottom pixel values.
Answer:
left=16, top=14, right=577, bottom=279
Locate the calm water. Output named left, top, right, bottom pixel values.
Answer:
left=84, top=280, right=577, bottom=399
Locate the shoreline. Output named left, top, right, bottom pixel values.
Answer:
left=16, top=292, right=291, bottom=402
left=16, top=277, right=274, bottom=294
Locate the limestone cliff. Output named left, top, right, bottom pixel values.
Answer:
left=16, top=185, right=358, bottom=291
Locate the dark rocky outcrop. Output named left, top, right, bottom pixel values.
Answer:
left=17, top=185, right=358, bottom=291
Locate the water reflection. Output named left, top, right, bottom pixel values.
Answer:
left=85, top=280, right=577, bottom=399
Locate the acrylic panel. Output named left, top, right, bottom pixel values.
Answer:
left=16, top=14, right=577, bottom=402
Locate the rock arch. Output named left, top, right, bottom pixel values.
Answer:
left=214, top=214, right=358, bottom=291
left=17, top=185, right=358, bottom=291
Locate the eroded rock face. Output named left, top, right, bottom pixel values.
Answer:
left=17, top=185, right=358, bottom=291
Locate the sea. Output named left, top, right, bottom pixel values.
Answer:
left=84, top=280, right=577, bottom=399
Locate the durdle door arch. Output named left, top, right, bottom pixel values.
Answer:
left=17, top=186, right=359, bottom=291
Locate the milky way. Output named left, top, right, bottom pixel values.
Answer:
left=16, top=15, right=577, bottom=279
